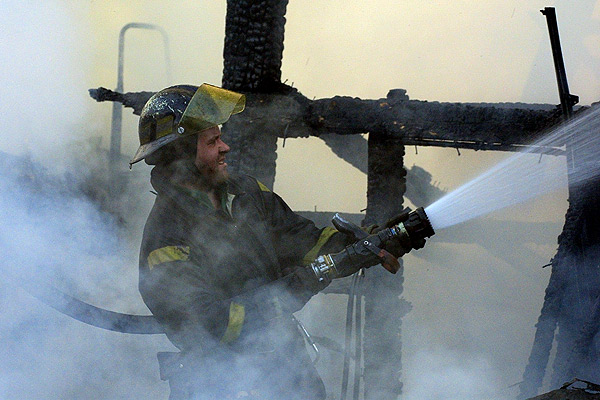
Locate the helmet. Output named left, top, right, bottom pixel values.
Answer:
left=131, top=83, right=245, bottom=166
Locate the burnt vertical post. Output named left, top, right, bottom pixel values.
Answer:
left=520, top=8, right=598, bottom=398
left=221, top=0, right=289, bottom=189
left=549, top=154, right=600, bottom=387
left=363, top=132, right=410, bottom=399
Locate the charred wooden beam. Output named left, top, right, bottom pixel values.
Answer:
left=222, top=0, right=289, bottom=93
left=234, top=90, right=564, bottom=153
left=521, top=8, right=596, bottom=390
left=88, top=87, right=154, bottom=116
left=89, top=87, right=562, bottom=153
left=220, top=0, right=290, bottom=188
left=518, top=263, right=565, bottom=399
left=549, top=173, right=600, bottom=387
left=364, top=134, right=406, bottom=226
left=520, top=106, right=600, bottom=397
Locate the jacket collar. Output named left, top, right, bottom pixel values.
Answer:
left=151, top=161, right=245, bottom=215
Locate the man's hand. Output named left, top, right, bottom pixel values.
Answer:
left=329, top=236, right=386, bottom=278
left=310, top=208, right=434, bottom=283
left=369, top=210, right=427, bottom=258
left=308, top=231, right=399, bottom=284
left=288, top=265, right=329, bottom=294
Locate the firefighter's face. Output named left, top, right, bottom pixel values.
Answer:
left=194, top=125, right=230, bottom=186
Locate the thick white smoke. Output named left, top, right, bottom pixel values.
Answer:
left=403, top=349, right=500, bottom=400
left=0, top=2, right=90, bottom=159
left=0, top=2, right=172, bottom=398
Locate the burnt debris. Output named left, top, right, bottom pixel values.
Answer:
left=527, top=379, right=600, bottom=400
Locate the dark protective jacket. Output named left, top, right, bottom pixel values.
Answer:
left=139, top=163, right=348, bottom=400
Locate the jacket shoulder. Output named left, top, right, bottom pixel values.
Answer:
left=140, top=194, right=188, bottom=257
left=229, top=174, right=271, bottom=195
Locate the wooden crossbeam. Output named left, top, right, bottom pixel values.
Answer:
left=236, top=90, right=565, bottom=153
left=90, top=86, right=564, bottom=155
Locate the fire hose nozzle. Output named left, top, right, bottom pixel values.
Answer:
left=389, top=207, right=435, bottom=250
left=309, top=208, right=435, bottom=283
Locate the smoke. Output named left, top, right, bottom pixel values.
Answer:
left=0, top=151, right=169, bottom=397
left=0, top=4, right=350, bottom=399
left=0, top=2, right=171, bottom=398
left=403, top=349, right=500, bottom=400
left=0, top=2, right=333, bottom=398
left=0, top=2, right=91, bottom=160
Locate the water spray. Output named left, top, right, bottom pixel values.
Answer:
left=425, top=105, right=600, bottom=231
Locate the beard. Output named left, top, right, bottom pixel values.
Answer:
left=194, top=161, right=229, bottom=189
left=164, top=158, right=228, bottom=191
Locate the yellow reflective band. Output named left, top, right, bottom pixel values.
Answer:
left=302, top=227, right=338, bottom=265
left=139, top=115, right=174, bottom=145
left=257, top=180, right=271, bottom=192
left=221, top=302, right=245, bottom=343
left=155, top=115, right=175, bottom=139
left=147, top=246, right=190, bottom=270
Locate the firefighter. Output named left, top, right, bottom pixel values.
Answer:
left=132, top=84, right=423, bottom=399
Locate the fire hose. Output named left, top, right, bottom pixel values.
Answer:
left=8, top=272, right=164, bottom=334
left=11, top=208, right=434, bottom=339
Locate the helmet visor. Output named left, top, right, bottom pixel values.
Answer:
left=178, top=83, right=245, bottom=136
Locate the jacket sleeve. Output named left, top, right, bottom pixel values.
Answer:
left=140, top=241, right=325, bottom=348
left=255, top=181, right=350, bottom=267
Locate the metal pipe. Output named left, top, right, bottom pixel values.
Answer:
left=352, top=269, right=364, bottom=400
left=341, top=272, right=359, bottom=400
left=540, top=7, right=579, bottom=186
left=110, top=23, right=171, bottom=167
left=540, top=7, right=578, bottom=120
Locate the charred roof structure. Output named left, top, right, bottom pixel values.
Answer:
left=90, top=1, right=599, bottom=399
